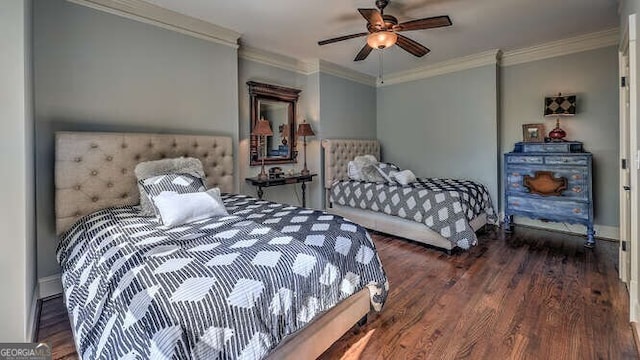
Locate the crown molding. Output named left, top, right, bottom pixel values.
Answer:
left=239, top=46, right=377, bottom=87
left=66, top=0, right=241, bottom=48
left=379, top=49, right=501, bottom=86
left=306, top=60, right=378, bottom=87
left=297, top=59, right=319, bottom=76
left=239, top=45, right=304, bottom=74
left=501, top=28, right=618, bottom=67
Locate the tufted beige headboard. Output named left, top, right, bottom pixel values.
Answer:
left=55, top=131, right=234, bottom=235
left=322, top=139, right=380, bottom=189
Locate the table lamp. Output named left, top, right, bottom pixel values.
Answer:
left=544, top=93, right=576, bottom=141
left=252, top=118, right=273, bottom=180
left=296, top=120, right=315, bottom=176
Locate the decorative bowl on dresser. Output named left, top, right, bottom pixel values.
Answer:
left=504, top=141, right=594, bottom=248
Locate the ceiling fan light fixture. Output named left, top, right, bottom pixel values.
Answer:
left=367, top=31, right=397, bottom=49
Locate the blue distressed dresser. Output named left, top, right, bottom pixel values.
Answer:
left=504, top=141, right=594, bottom=247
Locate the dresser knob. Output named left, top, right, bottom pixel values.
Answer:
left=572, top=186, right=582, bottom=193
left=572, top=174, right=581, bottom=180
left=512, top=173, right=520, bottom=177
left=512, top=201, right=520, bottom=206
left=573, top=208, right=582, bottom=214
left=512, top=183, right=520, bottom=188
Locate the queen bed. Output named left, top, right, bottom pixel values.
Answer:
left=54, top=131, right=388, bottom=360
left=322, top=139, right=496, bottom=251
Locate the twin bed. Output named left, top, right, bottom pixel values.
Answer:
left=54, top=132, right=387, bottom=360
left=322, top=139, right=496, bottom=252
left=54, top=132, right=495, bottom=359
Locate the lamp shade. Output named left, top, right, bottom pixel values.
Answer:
left=544, top=94, right=576, bottom=117
left=297, top=122, right=315, bottom=137
left=367, top=31, right=397, bottom=49
left=252, top=119, right=273, bottom=136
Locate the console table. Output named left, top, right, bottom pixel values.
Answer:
left=504, top=141, right=595, bottom=247
left=245, top=173, right=317, bottom=207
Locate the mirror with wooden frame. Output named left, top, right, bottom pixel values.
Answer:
left=248, top=81, right=301, bottom=166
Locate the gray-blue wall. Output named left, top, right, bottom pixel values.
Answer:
left=33, top=0, right=239, bottom=278
left=237, top=62, right=377, bottom=209
left=237, top=58, right=319, bottom=207
left=377, top=65, right=500, bottom=206
left=319, top=72, right=377, bottom=207
left=319, top=72, right=377, bottom=139
left=377, top=46, right=619, bottom=235
left=501, top=46, right=619, bottom=229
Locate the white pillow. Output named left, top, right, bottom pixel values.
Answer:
left=152, top=188, right=228, bottom=226
left=347, top=161, right=366, bottom=181
left=392, top=170, right=417, bottom=185
left=347, top=155, right=383, bottom=182
left=356, top=154, right=378, bottom=165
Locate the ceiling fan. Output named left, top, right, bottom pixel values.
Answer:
left=318, top=0, right=452, bottom=61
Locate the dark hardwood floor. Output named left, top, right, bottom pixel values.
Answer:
left=37, top=226, right=638, bottom=359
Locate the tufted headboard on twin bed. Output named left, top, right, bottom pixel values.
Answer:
left=55, top=132, right=234, bottom=235
left=322, top=139, right=380, bottom=189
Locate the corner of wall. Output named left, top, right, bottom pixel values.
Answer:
left=38, top=274, right=63, bottom=299
left=27, top=284, right=39, bottom=341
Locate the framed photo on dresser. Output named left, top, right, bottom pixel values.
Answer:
left=522, top=123, right=545, bottom=142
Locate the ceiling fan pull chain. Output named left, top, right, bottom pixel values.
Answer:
left=379, top=50, right=384, bottom=84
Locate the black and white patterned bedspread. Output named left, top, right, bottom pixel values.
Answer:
left=330, top=178, right=497, bottom=249
left=56, top=194, right=388, bottom=360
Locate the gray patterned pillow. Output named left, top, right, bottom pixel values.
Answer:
left=381, top=162, right=401, bottom=171
left=375, top=162, right=401, bottom=183
left=139, top=173, right=207, bottom=217
left=134, top=157, right=206, bottom=216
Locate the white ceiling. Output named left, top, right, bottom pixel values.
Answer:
left=145, top=0, right=619, bottom=76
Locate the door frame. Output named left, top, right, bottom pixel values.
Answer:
left=620, top=19, right=631, bottom=286
left=625, top=13, right=640, bottom=324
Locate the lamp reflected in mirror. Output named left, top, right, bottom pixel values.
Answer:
left=252, top=118, right=273, bottom=180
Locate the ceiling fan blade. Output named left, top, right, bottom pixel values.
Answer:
left=358, top=8, right=385, bottom=29
left=318, top=32, right=369, bottom=46
left=396, top=34, right=430, bottom=57
left=396, top=15, right=452, bottom=32
left=354, top=44, right=373, bottom=61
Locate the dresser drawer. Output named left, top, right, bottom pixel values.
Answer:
left=506, top=167, right=588, bottom=200
left=507, top=156, right=543, bottom=164
left=523, top=143, right=574, bottom=153
left=544, top=156, right=589, bottom=165
left=507, top=196, right=589, bottom=220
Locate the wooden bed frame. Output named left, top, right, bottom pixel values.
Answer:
left=55, top=131, right=369, bottom=360
left=322, top=138, right=488, bottom=251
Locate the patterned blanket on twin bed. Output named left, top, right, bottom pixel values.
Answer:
left=57, top=194, right=388, bottom=360
left=330, top=178, right=497, bottom=249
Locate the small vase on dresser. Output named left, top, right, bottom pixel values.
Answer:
left=503, top=141, right=595, bottom=248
